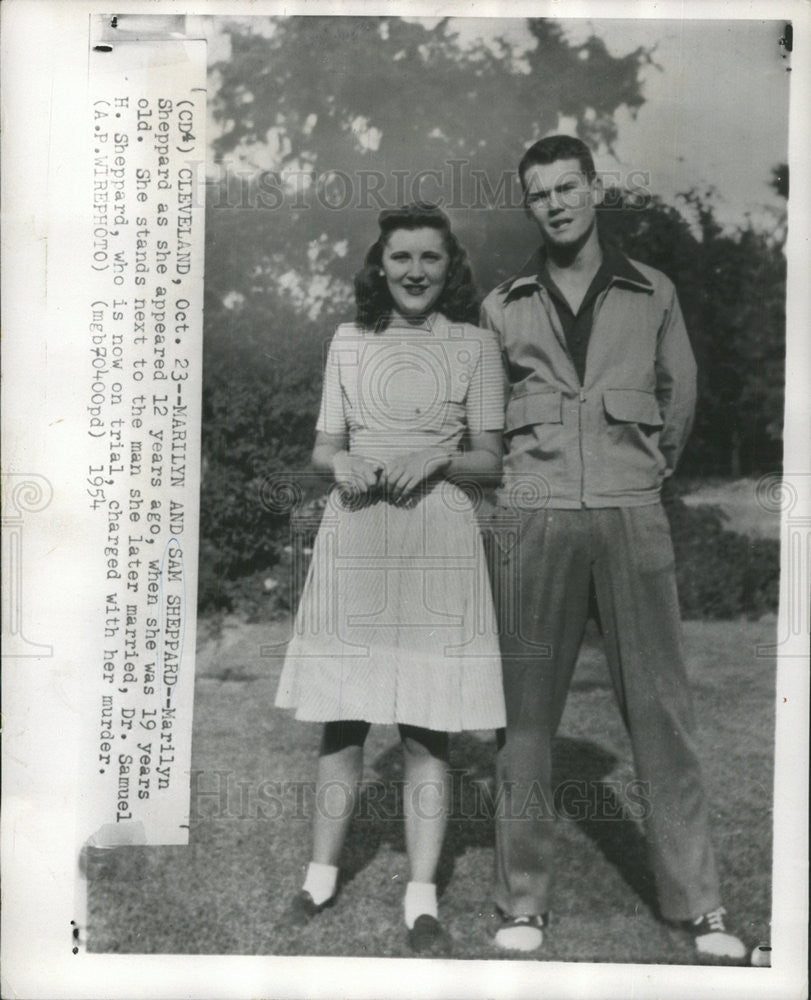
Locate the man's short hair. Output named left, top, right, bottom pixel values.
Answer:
left=518, top=135, right=597, bottom=192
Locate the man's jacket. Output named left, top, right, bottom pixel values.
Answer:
left=480, top=248, right=696, bottom=508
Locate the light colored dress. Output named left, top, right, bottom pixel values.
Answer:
left=275, top=312, right=507, bottom=731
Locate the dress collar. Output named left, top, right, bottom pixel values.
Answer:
left=384, top=310, right=446, bottom=334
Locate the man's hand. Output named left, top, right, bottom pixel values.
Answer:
left=380, top=448, right=451, bottom=500
left=330, top=452, right=383, bottom=494
left=660, top=474, right=680, bottom=508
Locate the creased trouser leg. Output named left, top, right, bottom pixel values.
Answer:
left=493, top=509, right=591, bottom=917
left=591, top=505, right=720, bottom=921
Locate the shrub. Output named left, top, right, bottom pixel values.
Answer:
left=666, top=498, right=780, bottom=619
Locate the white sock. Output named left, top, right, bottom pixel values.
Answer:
left=404, top=881, right=437, bottom=929
left=302, top=861, right=338, bottom=906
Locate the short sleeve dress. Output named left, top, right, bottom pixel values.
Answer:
left=274, top=312, right=507, bottom=732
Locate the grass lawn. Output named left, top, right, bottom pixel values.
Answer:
left=87, top=613, right=776, bottom=963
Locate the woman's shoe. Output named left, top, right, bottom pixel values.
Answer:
left=283, top=889, right=336, bottom=928
left=407, top=914, right=452, bottom=955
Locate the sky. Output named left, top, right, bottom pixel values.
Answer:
left=205, top=15, right=792, bottom=229
left=561, top=18, right=791, bottom=225
left=436, top=16, right=792, bottom=227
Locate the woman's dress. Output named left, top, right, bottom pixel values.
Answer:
left=274, top=313, right=506, bottom=732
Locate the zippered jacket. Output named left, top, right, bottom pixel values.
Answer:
left=480, top=248, right=697, bottom=508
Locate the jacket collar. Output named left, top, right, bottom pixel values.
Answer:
left=504, top=240, right=653, bottom=302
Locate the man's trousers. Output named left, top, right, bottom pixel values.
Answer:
left=488, top=503, right=721, bottom=922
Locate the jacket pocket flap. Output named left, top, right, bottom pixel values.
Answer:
left=603, top=389, right=663, bottom=426
left=505, top=390, right=562, bottom=432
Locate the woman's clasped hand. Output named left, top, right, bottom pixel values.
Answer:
left=331, top=447, right=451, bottom=500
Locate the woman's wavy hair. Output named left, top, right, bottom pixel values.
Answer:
left=354, top=202, right=479, bottom=331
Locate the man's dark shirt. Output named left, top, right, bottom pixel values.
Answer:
left=535, top=242, right=632, bottom=385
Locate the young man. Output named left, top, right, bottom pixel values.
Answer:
left=480, top=135, right=746, bottom=960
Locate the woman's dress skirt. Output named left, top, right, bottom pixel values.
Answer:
left=275, top=481, right=506, bottom=732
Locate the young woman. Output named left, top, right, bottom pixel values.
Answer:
left=275, top=203, right=506, bottom=954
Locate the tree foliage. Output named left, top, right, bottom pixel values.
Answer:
left=207, top=16, right=654, bottom=297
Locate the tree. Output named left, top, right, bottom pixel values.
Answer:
left=770, top=163, right=788, bottom=200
